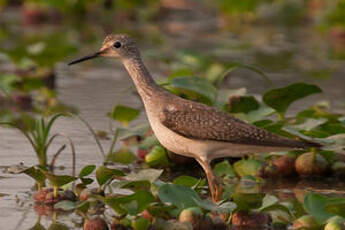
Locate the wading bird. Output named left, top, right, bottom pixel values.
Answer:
left=69, top=34, right=320, bottom=201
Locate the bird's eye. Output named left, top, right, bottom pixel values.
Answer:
left=113, top=41, right=121, bottom=48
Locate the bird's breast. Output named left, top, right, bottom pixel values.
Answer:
left=144, top=107, right=206, bottom=158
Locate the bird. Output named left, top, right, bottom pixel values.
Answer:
left=68, top=34, right=321, bottom=202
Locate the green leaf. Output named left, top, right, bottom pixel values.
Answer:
left=0, top=74, right=17, bottom=93
left=213, top=160, right=236, bottom=177
left=124, top=169, right=163, bottom=183
left=80, top=178, right=94, bottom=185
left=132, top=217, right=150, bottom=230
left=96, top=166, right=125, bottom=186
left=291, top=118, right=328, bottom=132
left=192, top=198, right=237, bottom=213
left=226, top=96, right=260, bottom=114
left=79, top=165, right=96, bottom=178
left=325, top=201, right=345, bottom=218
left=118, top=124, right=151, bottom=140
left=105, top=190, right=154, bottom=215
left=263, top=83, right=322, bottom=118
left=304, top=193, right=334, bottom=224
left=256, top=194, right=292, bottom=216
left=158, top=184, right=200, bottom=210
left=21, top=166, right=46, bottom=185
left=28, top=221, right=45, bottom=230
left=76, top=201, right=90, bottom=213
left=246, top=105, right=276, bottom=123
left=258, top=194, right=279, bottom=210
left=54, top=200, right=77, bottom=211
left=112, top=180, right=151, bottom=191
left=170, top=76, right=217, bottom=105
left=106, top=148, right=136, bottom=164
left=110, top=105, right=140, bottom=125
left=112, top=169, right=163, bottom=191
left=158, top=183, right=233, bottom=213
left=232, top=192, right=265, bottom=211
left=138, top=136, right=160, bottom=150
left=323, top=134, right=345, bottom=152
left=47, top=222, right=69, bottom=230
left=145, top=146, right=169, bottom=167
left=233, top=159, right=262, bottom=177
left=41, top=170, right=77, bottom=187
left=173, top=176, right=204, bottom=187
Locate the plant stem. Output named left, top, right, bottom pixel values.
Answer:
left=53, top=186, right=58, bottom=198
left=107, top=128, right=120, bottom=156
left=49, top=145, right=66, bottom=173
left=38, top=151, right=47, bottom=168
left=71, top=113, right=106, bottom=160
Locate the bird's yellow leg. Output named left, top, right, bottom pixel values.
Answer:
left=196, top=158, right=222, bottom=202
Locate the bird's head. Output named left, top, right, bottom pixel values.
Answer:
left=68, top=34, right=138, bottom=65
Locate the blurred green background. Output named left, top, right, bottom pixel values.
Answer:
left=0, top=0, right=344, bottom=120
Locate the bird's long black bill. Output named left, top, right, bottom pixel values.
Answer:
left=68, top=52, right=101, bottom=65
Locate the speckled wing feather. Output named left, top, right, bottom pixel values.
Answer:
left=160, top=100, right=319, bottom=148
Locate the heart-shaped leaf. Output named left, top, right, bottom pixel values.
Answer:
left=96, top=166, right=125, bottom=186
left=170, top=76, right=217, bottom=105
left=41, top=170, right=77, bottom=187
left=124, top=169, right=163, bottom=183
left=105, top=190, right=154, bottom=215
left=263, top=83, right=322, bottom=118
left=304, top=193, right=334, bottom=224
left=132, top=217, right=150, bottom=230
left=226, top=96, right=260, bottom=114
left=325, top=201, right=345, bottom=218
left=110, top=105, right=140, bottom=126
left=145, top=146, right=169, bottom=167
left=79, top=165, right=96, bottom=178
left=233, top=159, right=262, bottom=177
left=158, top=184, right=200, bottom=210
left=232, top=192, right=265, bottom=211
left=21, top=166, right=46, bottom=185
left=158, top=183, right=236, bottom=213
left=213, top=160, right=236, bottom=177
left=112, top=180, right=151, bottom=191
left=106, top=148, right=136, bottom=164
left=54, top=200, right=77, bottom=211
left=173, top=176, right=205, bottom=187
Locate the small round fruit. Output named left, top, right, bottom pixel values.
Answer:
left=137, top=148, right=148, bottom=160
left=83, top=217, right=109, bottom=230
left=325, top=216, right=345, bottom=230
left=232, top=211, right=272, bottom=227
left=33, top=188, right=52, bottom=203
left=141, top=209, right=152, bottom=220
left=273, top=155, right=296, bottom=176
left=295, top=152, right=329, bottom=176
left=292, top=215, right=318, bottom=229
left=179, top=207, right=202, bottom=229
left=257, top=162, right=279, bottom=178
left=80, top=189, right=92, bottom=201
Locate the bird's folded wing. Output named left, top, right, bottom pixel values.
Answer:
left=160, top=102, right=316, bottom=148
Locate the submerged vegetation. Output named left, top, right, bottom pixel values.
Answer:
left=0, top=0, right=345, bottom=229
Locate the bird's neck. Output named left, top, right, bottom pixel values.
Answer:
left=123, top=56, right=161, bottom=100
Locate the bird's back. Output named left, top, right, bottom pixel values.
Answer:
left=157, top=94, right=321, bottom=149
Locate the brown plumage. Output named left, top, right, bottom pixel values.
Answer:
left=160, top=98, right=321, bottom=149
